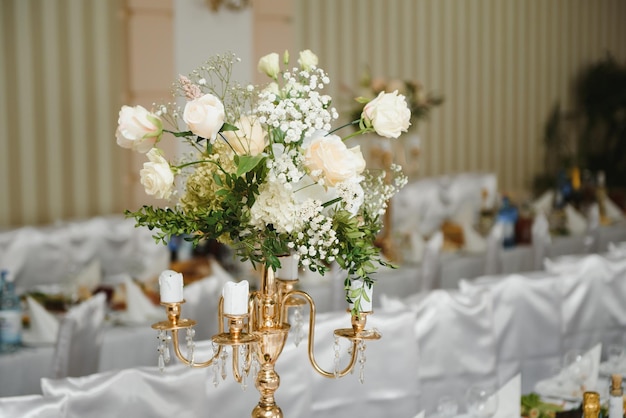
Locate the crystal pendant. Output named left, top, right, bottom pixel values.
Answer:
left=293, top=306, right=304, bottom=347
left=357, top=340, right=367, bottom=384
left=186, top=328, right=196, bottom=366
left=212, top=341, right=220, bottom=388
left=239, top=345, right=248, bottom=391
left=219, top=348, right=228, bottom=380
left=156, top=330, right=171, bottom=372
left=333, top=336, right=340, bottom=378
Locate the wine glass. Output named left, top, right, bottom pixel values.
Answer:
left=563, top=349, right=592, bottom=396
left=607, top=344, right=625, bottom=371
left=465, top=384, right=498, bottom=418
left=436, top=395, right=459, bottom=418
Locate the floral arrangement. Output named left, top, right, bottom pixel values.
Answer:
left=351, top=67, right=443, bottom=131
left=115, top=50, right=410, bottom=312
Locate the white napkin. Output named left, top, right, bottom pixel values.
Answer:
left=404, top=230, right=425, bottom=264
left=72, top=258, right=102, bottom=291
left=532, top=190, right=554, bottom=217
left=608, top=241, right=626, bottom=258
left=121, top=276, right=162, bottom=324
left=420, top=231, right=443, bottom=292
left=453, top=202, right=487, bottom=254
left=605, top=197, right=625, bottom=222
left=584, top=343, right=602, bottom=391
left=494, top=374, right=521, bottom=418
left=532, top=212, right=552, bottom=270
left=23, top=296, right=60, bottom=345
left=565, top=204, right=587, bottom=236
left=587, top=203, right=601, bottom=232
left=485, top=223, right=504, bottom=275
left=411, top=411, right=425, bottom=418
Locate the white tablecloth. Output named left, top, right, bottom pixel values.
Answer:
left=0, top=322, right=158, bottom=397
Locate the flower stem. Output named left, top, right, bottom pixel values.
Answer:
left=327, top=119, right=360, bottom=136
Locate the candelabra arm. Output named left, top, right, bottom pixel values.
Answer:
left=170, top=328, right=223, bottom=368
left=284, top=290, right=359, bottom=378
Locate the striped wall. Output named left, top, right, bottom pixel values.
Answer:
left=0, top=0, right=125, bottom=228
left=295, top=0, right=626, bottom=197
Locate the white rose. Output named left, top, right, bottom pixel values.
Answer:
left=362, top=91, right=411, bottom=138
left=257, top=53, right=280, bottom=79
left=297, top=50, right=318, bottom=70
left=115, top=105, right=162, bottom=153
left=304, top=133, right=366, bottom=186
left=140, top=149, right=174, bottom=199
left=183, top=93, right=225, bottom=141
left=223, top=115, right=267, bottom=156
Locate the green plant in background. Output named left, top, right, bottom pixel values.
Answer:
left=575, top=53, right=626, bottom=189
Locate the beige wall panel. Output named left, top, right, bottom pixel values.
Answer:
left=295, top=0, right=626, bottom=197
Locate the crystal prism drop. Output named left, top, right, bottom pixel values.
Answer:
left=333, top=336, right=340, bottom=378
left=358, top=340, right=367, bottom=384
left=158, top=354, right=165, bottom=372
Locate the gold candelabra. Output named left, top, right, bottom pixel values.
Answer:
left=152, top=265, right=380, bottom=418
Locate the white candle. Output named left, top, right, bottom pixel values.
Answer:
left=276, top=254, right=299, bottom=280
left=348, top=279, right=373, bottom=312
left=158, top=270, right=184, bottom=303
left=223, top=280, right=249, bottom=315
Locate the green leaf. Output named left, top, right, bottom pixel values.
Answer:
left=169, top=130, right=194, bottom=137
left=236, top=155, right=265, bottom=176
left=220, top=122, right=239, bottom=132
left=322, top=197, right=342, bottom=208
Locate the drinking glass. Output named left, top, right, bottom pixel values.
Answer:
left=465, top=384, right=498, bottom=418
left=563, top=349, right=592, bottom=395
left=608, top=344, right=625, bottom=371
left=436, top=396, right=459, bottom=418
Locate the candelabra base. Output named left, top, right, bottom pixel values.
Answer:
left=251, top=403, right=283, bottom=418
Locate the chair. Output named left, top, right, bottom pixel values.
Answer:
left=183, top=272, right=232, bottom=340
left=410, top=289, right=498, bottom=414
left=0, top=394, right=67, bottom=418
left=460, top=273, right=563, bottom=394
left=308, top=309, right=420, bottom=418
left=6, top=227, right=71, bottom=292
left=52, top=293, right=107, bottom=379
left=557, top=255, right=626, bottom=352
left=41, top=339, right=313, bottom=418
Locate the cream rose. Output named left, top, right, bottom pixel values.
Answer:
left=115, top=105, right=162, bottom=153
left=257, top=52, right=280, bottom=79
left=223, top=115, right=267, bottom=156
left=183, top=94, right=225, bottom=141
left=304, top=133, right=366, bottom=186
left=362, top=91, right=411, bottom=138
left=297, top=50, right=318, bottom=70
left=140, top=149, right=174, bottom=199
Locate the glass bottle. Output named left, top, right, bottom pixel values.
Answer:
left=496, top=195, right=518, bottom=248
left=0, top=270, right=22, bottom=353
left=596, top=171, right=610, bottom=226
left=609, top=374, right=624, bottom=418
left=582, top=391, right=601, bottom=418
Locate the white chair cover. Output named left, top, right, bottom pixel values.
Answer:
left=0, top=394, right=67, bottom=418
left=308, top=309, right=420, bottom=418
left=420, top=231, right=443, bottom=291
left=409, top=289, right=497, bottom=414
left=12, top=227, right=73, bottom=292
left=52, top=293, right=107, bottom=379
left=460, top=273, right=563, bottom=394
left=392, top=177, right=447, bottom=237
left=556, top=255, right=626, bottom=351
left=42, top=338, right=313, bottom=418
left=183, top=273, right=231, bottom=341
